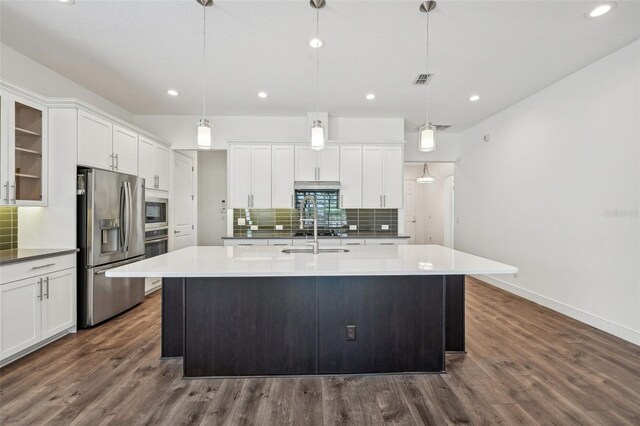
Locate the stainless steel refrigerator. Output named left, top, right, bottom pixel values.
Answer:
left=77, top=168, right=146, bottom=328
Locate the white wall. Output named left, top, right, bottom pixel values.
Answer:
left=404, top=163, right=454, bottom=245
left=197, top=151, right=227, bottom=245
left=0, top=44, right=134, bottom=123
left=455, top=40, right=640, bottom=344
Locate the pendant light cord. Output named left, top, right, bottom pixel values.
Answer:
left=425, top=9, right=430, bottom=126
left=316, top=4, right=320, bottom=121
left=202, top=2, right=207, bottom=119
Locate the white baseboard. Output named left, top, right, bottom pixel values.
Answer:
left=472, top=274, right=640, bottom=346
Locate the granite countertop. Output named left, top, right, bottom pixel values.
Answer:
left=0, top=248, right=79, bottom=266
left=107, top=245, right=518, bottom=278
left=222, top=235, right=411, bottom=240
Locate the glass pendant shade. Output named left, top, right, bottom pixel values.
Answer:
left=419, top=124, right=436, bottom=152
left=416, top=176, right=436, bottom=184
left=311, top=120, right=325, bottom=150
left=197, top=119, right=212, bottom=149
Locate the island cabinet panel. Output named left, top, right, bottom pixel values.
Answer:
left=317, top=275, right=445, bottom=374
left=445, top=275, right=465, bottom=352
left=183, top=277, right=317, bottom=377
left=161, top=278, right=184, bottom=358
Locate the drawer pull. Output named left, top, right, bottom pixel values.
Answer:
left=32, top=263, right=56, bottom=270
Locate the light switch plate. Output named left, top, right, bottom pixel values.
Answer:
left=250, top=225, right=258, bottom=230
left=381, top=224, right=389, bottom=230
left=275, top=225, right=283, bottom=231
left=349, top=225, right=357, bottom=230
left=237, top=218, right=246, bottom=225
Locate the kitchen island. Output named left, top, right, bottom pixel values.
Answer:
left=107, top=245, right=517, bottom=378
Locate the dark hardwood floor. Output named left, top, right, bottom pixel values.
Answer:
left=1, top=277, right=638, bottom=425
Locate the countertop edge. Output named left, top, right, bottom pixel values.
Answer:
left=221, top=235, right=411, bottom=240
left=0, top=248, right=79, bottom=266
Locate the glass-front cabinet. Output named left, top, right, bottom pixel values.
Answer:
left=0, top=91, right=48, bottom=206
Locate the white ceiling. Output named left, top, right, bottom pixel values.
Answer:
left=1, top=1, right=638, bottom=132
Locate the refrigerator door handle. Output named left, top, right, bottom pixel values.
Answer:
left=119, top=182, right=126, bottom=251
left=125, top=181, right=133, bottom=252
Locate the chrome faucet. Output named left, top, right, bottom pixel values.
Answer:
left=299, top=195, right=319, bottom=254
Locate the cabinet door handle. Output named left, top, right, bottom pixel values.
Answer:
left=37, top=278, right=43, bottom=300
left=340, top=194, right=344, bottom=207
left=44, top=276, right=50, bottom=299
left=114, top=153, right=119, bottom=170
left=11, top=182, right=16, bottom=204
left=32, top=263, right=56, bottom=270
left=3, top=181, right=8, bottom=204
left=380, top=242, right=395, bottom=246
left=291, top=194, right=294, bottom=208
left=380, top=195, right=383, bottom=208
left=383, top=194, right=386, bottom=208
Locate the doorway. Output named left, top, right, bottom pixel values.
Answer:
left=172, top=151, right=196, bottom=250
left=403, top=162, right=455, bottom=247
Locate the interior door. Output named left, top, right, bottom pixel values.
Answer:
left=403, top=181, right=417, bottom=244
left=172, top=151, right=195, bottom=250
left=250, top=145, right=272, bottom=208
left=112, top=125, right=138, bottom=176
left=362, top=146, right=383, bottom=208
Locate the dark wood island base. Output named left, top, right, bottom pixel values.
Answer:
left=162, top=275, right=465, bottom=378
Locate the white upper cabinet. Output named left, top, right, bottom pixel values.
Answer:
left=339, top=146, right=362, bottom=208
left=139, top=136, right=170, bottom=191
left=294, top=146, right=339, bottom=181
left=362, top=146, right=403, bottom=208
left=78, top=110, right=142, bottom=177
left=228, top=144, right=272, bottom=208
left=78, top=110, right=113, bottom=170
left=112, top=125, right=138, bottom=176
left=271, top=145, right=295, bottom=209
left=0, top=94, right=48, bottom=206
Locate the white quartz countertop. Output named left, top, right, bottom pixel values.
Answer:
left=106, top=245, right=517, bottom=278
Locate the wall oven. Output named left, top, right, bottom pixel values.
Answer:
left=145, top=197, right=168, bottom=229
left=145, top=228, right=168, bottom=259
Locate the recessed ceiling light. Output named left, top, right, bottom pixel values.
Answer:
left=469, top=94, right=480, bottom=102
left=258, top=91, right=268, bottom=98
left=58, top=0, right=75, bottom=4
left=366, top=93, right=376, bottom=100
left=588, top=2, right=616, bottom=18
left=166, top=89, right=179, bottom=96
left=309, top=38, right=324, bottom=49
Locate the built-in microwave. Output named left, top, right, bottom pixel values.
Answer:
left=145, top=197, right=168, bottom=229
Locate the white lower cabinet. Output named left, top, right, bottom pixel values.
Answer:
left=223, top=239, right=269, bottom=247
left=342, top=239, right=366, bottom=246
left=364, top=238, right=408, bottom=246
left=0, top=260, right=76, bottom=363
left=145, top=277, right=162, bottom=294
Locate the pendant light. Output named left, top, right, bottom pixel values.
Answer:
left=196, top=0, right=213, bottom=149
left=310, top=0, right=325, bottom=150
left=416, top=162, right=435, bottom=183
left=418, top=1, right=436, bottom=152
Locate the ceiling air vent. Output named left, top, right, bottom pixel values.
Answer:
left=413, top=73, right=433, bottom=85
left=436, top=125, right=451, bottom=131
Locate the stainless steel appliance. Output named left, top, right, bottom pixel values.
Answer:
left=77, top=168, right=145, bottom=328
left=145, top=197, right=168, bottom=229
left=145, top=227, right=169, bottom=259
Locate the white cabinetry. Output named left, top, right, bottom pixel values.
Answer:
left=271, top=145, right=295, bottom=208
left=112, top=125, right=139, bottom=176
left=0, top=93, right=48, bottom=206
left=78, top=110, right=140, bottom=176
left=362, top=146, right=403, bottom=208
left=294, top=146, right=339, bottom=181
left=339, top=146, right=362, bottom=208
left=0, top=255, right=76, bottom=363
left=139, top=136, right=170, bottom=191
left=223, top=239, right=269, bottom=247
left=229, top=144, right=272, bottom=208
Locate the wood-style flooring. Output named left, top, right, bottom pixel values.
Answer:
left=1, top=277, right=639, bottom=425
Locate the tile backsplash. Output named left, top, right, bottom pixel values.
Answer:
left=0, top=207, right=18, bottom=250
left=233, top=208, right=398, bottom=237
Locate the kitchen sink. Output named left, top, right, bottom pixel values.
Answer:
left=281, top=248, right=350, bottom=254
